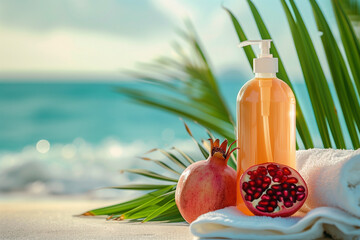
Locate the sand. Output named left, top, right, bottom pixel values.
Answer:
left=0, top=198, right=193, bottom=240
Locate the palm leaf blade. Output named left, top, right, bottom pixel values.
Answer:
left=83, top=186, right=175, bottom=216
left=140, top=157, right=182, bottom=176
left=171, top=146, right=195, bottom=165
left=116, top=87, right=235, bottom=141
left=332, top=0, right=360, bottom=96
left=121, top=191, right=175, bottom=219
left=123, top=169, right=178, bottom=182
left=281, top=0, right=337, bottom=148
left=106, top=184, right=173, bottom=190
left=310, top=0, right=360, bottom=148
left=142, top=199, right=177, bottom=222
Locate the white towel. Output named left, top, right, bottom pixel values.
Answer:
left=190, top=148, right=360, bottom=239
left=191, top=206, right=360, bottom=239
left=297, top=148, right=360, bottom=217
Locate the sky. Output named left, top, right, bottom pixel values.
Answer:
left=0, top=0, right=338, bottom=81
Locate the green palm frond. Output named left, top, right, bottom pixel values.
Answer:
left=310, top=0, right=360, bottom=148
left=117, top=23, right=235, bottom=142
left=122, top=169, right=178, bottom=183
left=338, top=0, right=360, bottom=36
left=82, top=123, right=211, bottom=222
left=281, top=0, right=346, bottom=148
left=138, top=156, right=182, bottom=176
left=82, top=185, right=176, bottom=216
left=105, top=184, right=174, bottom=190
left=332, top=0, right=360, bottom=94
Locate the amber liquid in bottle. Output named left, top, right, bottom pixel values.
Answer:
left=236, top=74, right=296, bottom=215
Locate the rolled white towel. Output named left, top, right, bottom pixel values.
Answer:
left=297, top=148, right=360, bottom=217
left=191, top=206, right=360, bottom=239
left=190, top=148, right=360, bottom=239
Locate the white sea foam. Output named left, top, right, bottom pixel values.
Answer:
left=0, top=138, right=199, bottom=199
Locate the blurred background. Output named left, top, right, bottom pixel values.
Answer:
left=0, top=0, right=356, bottom=199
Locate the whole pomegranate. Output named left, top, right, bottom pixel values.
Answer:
left=240, top=163, right=307, bottom=217
left=175, top=139, right=238, bottom=223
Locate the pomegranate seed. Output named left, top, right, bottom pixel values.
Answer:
left=290, top=190, right=296, bottom=196
left=296, top=193, right=305, bottom=201
left=278, top=196, right=284, bottom=202
left=267, top=164, right=278, bottom=171
left=281, top=176, right=288, bottom=182
left=283, top=190, right=289, bottom=197
left=272, top=184, right=282, bottom=190
left=284, top=201, right=293, bottom=208
left=245, top=194, right=253, bottom=201
left=286, top=177, right=298, bottom=183
left=242, top=182, right=249, bottom=190
left=256, top=179, right=262, bottom=186
left=258, top=166, right=266, bottom=171
left=266, top=189, right=274, bottom=195
left=272, top=195, right=277, bottom=200
left=276, top=170, right=283, bottom=177
left=282, top=167, right=291, bottom=175
left=290, top=184, right=296, bottom=189
left=273, top=177, right=281, bottom=182
left=262, top=183, right=269, bottom=189
left=256, top=188, right=263, bottom=193
left=267, top=206, right=274, bottom=212
left=247, top=171, right=253, bottom=176
left=281, top=183, right=289, bottom=189
left=263, top=176, right=271, bottom=183
left=258, top=200, right=269, bottom=206
left=256, top=206, right=267, bottom=212
left=276, top=191, right=282, bottom=196
left=297, top=186, right=305, bottom=192
left=269, top=170, right=276, bottom=176
left=261, top=195, right=271, bottom=201
left=289, top=196, right=294, bottom=203
left=246, top=189, right=254, bottom=195
left=254, top=192, right=261, bottom=199
left=249, top=181, right=256, bottom=186
left=250, top=187, right=256, bottom=192
left=269, top=200, right=277, bottom=207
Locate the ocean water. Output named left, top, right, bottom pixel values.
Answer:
left=0, top=80, right=341, bottom=197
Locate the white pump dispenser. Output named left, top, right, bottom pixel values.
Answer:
left=238, top=40, right=278, bottom=76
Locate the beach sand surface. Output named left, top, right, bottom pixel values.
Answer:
left=0, top=198, right=192, bottom=240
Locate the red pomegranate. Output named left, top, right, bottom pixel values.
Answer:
left=240, top=163, right=308, bottom=217
left=175, top=139, right=238, bottom=223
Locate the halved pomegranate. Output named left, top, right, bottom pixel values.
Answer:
left=240, top=163, right=307, bottom=217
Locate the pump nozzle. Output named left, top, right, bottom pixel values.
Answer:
left=238, top=40, right=272, bottom=58
left=238, top=39, right=278, bottom=74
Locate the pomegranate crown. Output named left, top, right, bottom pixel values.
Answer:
left=209, top=139, right=238, bottom=161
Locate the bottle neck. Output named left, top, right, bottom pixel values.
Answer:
left=255, top=72, right=276, bottom=78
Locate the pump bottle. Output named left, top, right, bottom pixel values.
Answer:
left=236, top=40, right=296, bottom=215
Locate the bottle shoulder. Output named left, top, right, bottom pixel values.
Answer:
left=237, top=77, right=295, bottom=102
